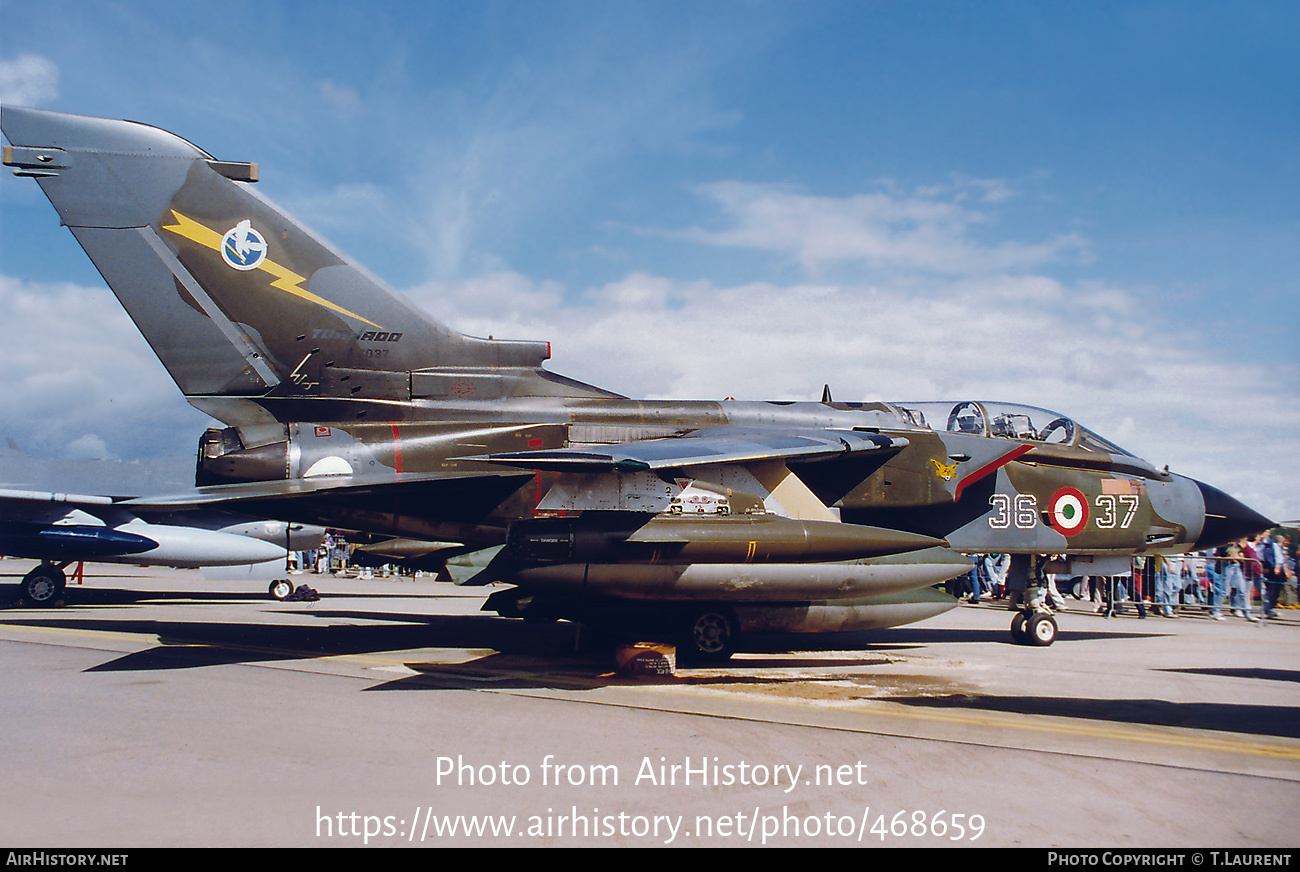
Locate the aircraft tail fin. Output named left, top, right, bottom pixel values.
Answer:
left=2, top=107, right=607, bottom=421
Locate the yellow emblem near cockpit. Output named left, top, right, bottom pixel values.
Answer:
left=930, top=458, right=957, bottom=480
left=161, top=210, right=381, bottom=328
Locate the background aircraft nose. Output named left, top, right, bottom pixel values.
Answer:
left=1194, top=480, right=1274, bottom=549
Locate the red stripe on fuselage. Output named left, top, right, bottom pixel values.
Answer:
left=952, top=444, right=1033, bottom=501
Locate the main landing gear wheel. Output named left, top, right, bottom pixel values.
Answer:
left=21, top=565, right=66, bottom=607
left=269, top=578, right=293, bottom=600
left=680, top=609, right=737, bottom=664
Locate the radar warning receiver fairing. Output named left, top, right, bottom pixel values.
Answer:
left=2, top=108, right=1273, bottom=658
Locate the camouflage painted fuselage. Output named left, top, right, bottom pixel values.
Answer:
left=3, top=107, right=1271, bottom=653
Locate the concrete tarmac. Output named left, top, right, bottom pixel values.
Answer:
left=1, top=560, right=1297, bottom=848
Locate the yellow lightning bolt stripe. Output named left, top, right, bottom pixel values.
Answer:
left=161, top=210, right=381, bottom=328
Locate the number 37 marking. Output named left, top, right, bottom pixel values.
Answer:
left=988, top=493, right=1139, bottom=529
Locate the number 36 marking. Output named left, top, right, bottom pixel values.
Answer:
left=989, top=493, right=1139, bottom=530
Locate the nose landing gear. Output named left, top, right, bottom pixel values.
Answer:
left=1010, top=608, right=1057, bottom=646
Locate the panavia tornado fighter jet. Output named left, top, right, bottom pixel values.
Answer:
left=2, top=108, right=1272, bottom=659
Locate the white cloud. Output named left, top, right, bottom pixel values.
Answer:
left=0, top=275, right=212, bottom=461
left=0, top=53, right=59, bottom=106
left=915, top=174, right=1021, bottom=205
left=669, top=181, right=1086, bottom=275
left=66, top=434, right=113, bottom=461
left=287, top=182, right=393, bottom=233
left=388, top=38, right=745, bottom=279
left=317, top=79, right=362, bottom=113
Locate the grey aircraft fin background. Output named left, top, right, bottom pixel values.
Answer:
left=1, top=107, right=612, bottom=423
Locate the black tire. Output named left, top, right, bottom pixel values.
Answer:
left=21, top=565, right=66, bottom=607
left=269, top=578, right=293, bottom=600
left=680, top=609, right=737, bottom=664
left=1010, top=612, right=1029, bottom=644
left=1027, top=613, right=1058, bottom=647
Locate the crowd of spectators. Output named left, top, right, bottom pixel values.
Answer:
left=956, top=529, right=1297, bottom=619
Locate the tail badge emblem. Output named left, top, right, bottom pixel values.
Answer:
left=221, top=219, right=268, bottom=271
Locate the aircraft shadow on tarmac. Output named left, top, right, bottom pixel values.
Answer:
left=363, top=648, right=928, bottom=692
left=0, top=590, right=1176, bottom=696
left=855, top=625, right=1167, bottom=646
left=364, top=654, right=907, bottom=692
left=890, top=694, right=1300, bottom=740
left=0, top=583, right=435, bottom=607
left=0, top=605, right=917, bottom=692
left=1160, top=667, right=1300, bottom=685
left=0, top=611, right=582, bottom=672
left=0, top=602, right=997, bottom=701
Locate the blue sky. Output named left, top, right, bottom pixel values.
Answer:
left=1, top=0, right=1297, bottom=521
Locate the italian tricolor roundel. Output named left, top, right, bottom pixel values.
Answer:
left=1048, top=487, right=1089, bottom=536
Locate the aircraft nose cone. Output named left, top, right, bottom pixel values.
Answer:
left=1194, top=480, right=1274, bottom=550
